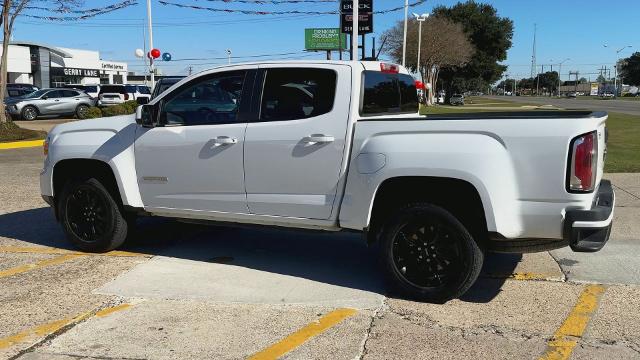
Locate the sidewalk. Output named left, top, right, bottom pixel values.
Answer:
left=13, top=119, right=76, bottom=133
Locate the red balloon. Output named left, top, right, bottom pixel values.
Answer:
left=150, top=48, right=161, bottom=59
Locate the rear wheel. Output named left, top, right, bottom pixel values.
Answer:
left=58, top=178, right=128, bottom=252
left=379, top=203, right=483, bottom=303
left=21, top=106, right=38, bottom=121
left=76, top=104, right=90, bottom=119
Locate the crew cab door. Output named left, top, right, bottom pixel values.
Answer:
left=134, top=69, right=254, bottom=214
left=243, top=65, right=351, bottom=219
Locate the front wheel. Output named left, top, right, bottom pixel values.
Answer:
left=21, top=106, right=38, bottom=121
left=379, top=203, right=483, bottom=303
left=58, top=178, right=129, bottom=252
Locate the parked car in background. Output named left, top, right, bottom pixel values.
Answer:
left=449, top=94, right=465, bottom=105
left=98, top=84, right=151, bottom=106
left=5, top=88, right=95, bottom=120
left=5, top=83, right=39, bottom=98
left=567, top=92, right=577, bottom=98
left=151, top=76, right=185, bottom=99
left=98, top=85, right=128, bottom=106
left=125, top=84, right=151, bottom=101
left=62, top=84, right=100, bottom=99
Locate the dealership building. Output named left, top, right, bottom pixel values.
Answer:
left=0, top=41, right=129, bottom=88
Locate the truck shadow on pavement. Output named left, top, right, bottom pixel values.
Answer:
left=0, top=207, right=519, bottom=303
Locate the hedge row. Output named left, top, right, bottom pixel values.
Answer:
left=85, top=100, right=140, bottom=119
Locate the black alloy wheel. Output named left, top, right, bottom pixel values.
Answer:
left=392, top=218, right=462, bottom=288
left=380, top=203, right=483, bottom=303
left=58, top=178, right=129, bottom=252
left=64, top=185, right=110, bottom=243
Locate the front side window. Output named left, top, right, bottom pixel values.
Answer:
left=162, top=71, right=245, bottom=126
left=260, top=68, right=337, bottom=122
left=46, top=90, right=63, bottom=99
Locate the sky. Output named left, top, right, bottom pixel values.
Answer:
left=11, top=0, right=640, bottom=82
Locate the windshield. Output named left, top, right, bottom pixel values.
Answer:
left=23, top=89, right=50, bottom=98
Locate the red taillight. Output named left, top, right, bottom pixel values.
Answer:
left=568, top=131, right=598, bottom=192
left=380, top=63, right=399, bottom=73
left=414, top=80, right=425, bottom=89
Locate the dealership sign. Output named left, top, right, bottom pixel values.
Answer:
left=305, top=28, right=347, bottom=50
left=340, top=0, right=373, bottom=34
left=52, top=67, right=99, bottom=77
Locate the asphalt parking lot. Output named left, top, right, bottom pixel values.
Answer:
left=1, top=145, right=640, bottom=360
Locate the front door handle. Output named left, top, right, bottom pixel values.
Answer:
left=212, top=136, right=237, bottom=146
left=304, top=134, right=335, bottom=144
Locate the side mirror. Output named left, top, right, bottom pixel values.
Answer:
left=137, top=97, right=149, bottom=105
left=41, top=96, right=48, bottom=100
left=135, top=104, right=156, bottom=127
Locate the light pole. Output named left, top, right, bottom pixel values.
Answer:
left=226, top=49, right=232, bottom=65
left=557, top=58, right=570, bottom=97
left=402, top=0, right=408, bottom=66
left=604, top=44, right=632, bottom=97
left=146, top=0, right=155, bottom=89
left=352, top=0, right=358, bottom=61
left=413, top=13, right=429, bottom=78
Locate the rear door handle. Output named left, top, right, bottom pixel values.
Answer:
left=212, top=136, right=237, bottom=146
left=304, top=134, right=334, bottom=144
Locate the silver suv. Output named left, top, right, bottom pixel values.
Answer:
left=5, top=88, right=96, bottom=120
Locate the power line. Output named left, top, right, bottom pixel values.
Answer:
left=157, top=0, right=427, bottom=15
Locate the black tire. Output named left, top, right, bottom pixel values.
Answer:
left=57, top=178, right=128, bottom=252
left=76, top=104, right=90, bottom=119
left=21, top=106, right=38, bottom=121
left=379, top=203, right=483, bottom=303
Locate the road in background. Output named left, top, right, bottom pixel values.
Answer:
left=487, top=96, right=640, bottom=116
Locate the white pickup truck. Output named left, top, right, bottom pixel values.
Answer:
left=40, top=61, right=614, bottom=302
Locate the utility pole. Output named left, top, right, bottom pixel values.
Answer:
left=146, top=0, right=155, bottom=89
left=402, top=0, right=408, bottom=67
left=352, top=0, right=358, bottom=62
left=558, top=58, right=570, bottom=97
left=530, top=23, right=537, bottom=78
left=413, top=13, right=429, bottom=79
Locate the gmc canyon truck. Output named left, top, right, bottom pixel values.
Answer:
left=40, top=61, right=614, bottom=302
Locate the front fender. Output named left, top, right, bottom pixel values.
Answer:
left=42, top=120, right=143, bottom=207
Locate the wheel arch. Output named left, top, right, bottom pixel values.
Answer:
left=52, top=159, right=124, bottom=214
left=366, top=176, right=490, bottom=245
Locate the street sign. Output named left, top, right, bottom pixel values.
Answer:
left=340, top=0, right=373, bottom=34
left=305, top=28, right=347, bottom=50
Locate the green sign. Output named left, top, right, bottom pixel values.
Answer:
left=305, top=28, right=347, bottom=50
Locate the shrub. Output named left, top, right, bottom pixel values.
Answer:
left=123, top=100, right=139, bottom=113
left=101, top=105, right=129, bottom=117
left=85, top=107, right=103, bottom=119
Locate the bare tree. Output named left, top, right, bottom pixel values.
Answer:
left=383, top=16, right=474, bottom=104
left=0, top=0, right=134, bottom=124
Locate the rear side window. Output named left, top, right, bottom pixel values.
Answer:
left=361, top=71, right=418, bottom=115
left=61, top=90, right=79, bottom=97
left=260, top=68, right=337, bottom=122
